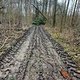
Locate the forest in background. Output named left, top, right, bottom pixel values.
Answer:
left=0, top=0, right=80, bottom=69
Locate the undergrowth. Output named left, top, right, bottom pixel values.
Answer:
left=45, top=25, right=80, bottom=70
left=32, top=16, right=46, bottom=25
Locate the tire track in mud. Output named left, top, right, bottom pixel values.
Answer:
left=38, top=26, right=66, bottom=80
left=41, top=26, right=80, bottom=80
left=0, top=26, right=80, bottom=80
left=22, top=26, right=66, bottom=80
left=0, top=27, right=36, bottom=80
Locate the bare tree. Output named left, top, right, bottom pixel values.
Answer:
left=71, top=0, right=78, bottom=27
left=52, top=0, right=57, bottom=27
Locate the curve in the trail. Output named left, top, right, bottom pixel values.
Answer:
left=0, top=26, right=80, bottom=80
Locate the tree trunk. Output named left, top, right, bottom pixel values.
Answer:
left=71, top=0, right=78, bottom=27
left=52, top=0, right=57, bottom=27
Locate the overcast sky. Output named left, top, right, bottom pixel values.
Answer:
left=58, top=0, right=62, bottom=3
left=37, top=0, right=73, bottom=10
left=58, top=0, right=73, bottom=9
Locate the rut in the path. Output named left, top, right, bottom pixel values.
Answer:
left=0, top=26, right=80, bottom=80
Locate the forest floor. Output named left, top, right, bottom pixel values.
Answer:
left=0, top=25, right=80, bottom=80
left=0, top=24, right=29, bottom=55
left=45, top=25, right=80, bottom=70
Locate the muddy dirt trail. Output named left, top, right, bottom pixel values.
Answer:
left=0, top=26, right=80, bottom=80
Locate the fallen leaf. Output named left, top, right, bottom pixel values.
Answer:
left=60, top=68, right=70, bottom=79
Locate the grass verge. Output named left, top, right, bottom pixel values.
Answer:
left=45, top=25, right=80, bottom=70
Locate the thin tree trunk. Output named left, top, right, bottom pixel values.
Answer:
left=52, top=0, right=57, bottom=27
left=60, top=0, right=66, bottom=32
left=64, top=0, right=70, bottom=26
left=71, top=0, right=78, bottom=27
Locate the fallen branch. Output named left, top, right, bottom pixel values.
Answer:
left=31, top=4, right=47, bottom=21
left=0, top=37, right=9, bottom=50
